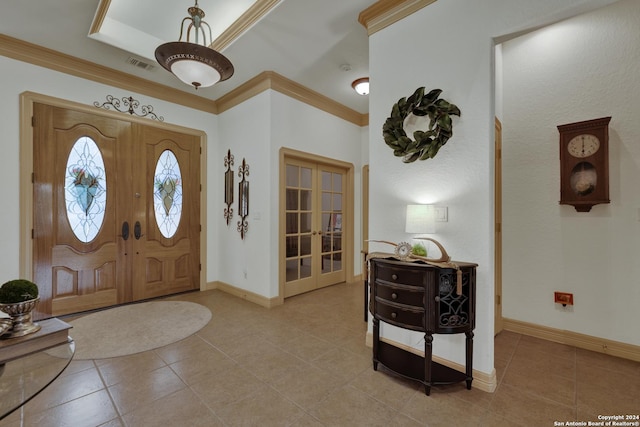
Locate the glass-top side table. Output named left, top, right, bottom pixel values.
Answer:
left=0, top=339, right=75, bottom=420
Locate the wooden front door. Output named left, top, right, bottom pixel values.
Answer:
left=132, top=126, right=201, bottom=301
left=32, top=103, right=200, bottom=318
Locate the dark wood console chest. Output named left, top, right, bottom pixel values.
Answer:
left=369, top=257, right=477, bottom=395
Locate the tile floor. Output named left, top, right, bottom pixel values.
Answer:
left=1, top=282, right=638, bottom=426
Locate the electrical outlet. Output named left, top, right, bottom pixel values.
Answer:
left=554, top=291, right=573, bottom=306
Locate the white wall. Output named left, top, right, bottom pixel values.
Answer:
left=217, top=90, right=365, bottom=298
left=367, top=0, right=617, bottom=378
left=217, top=92, right=273, bottom=296
left=502, top=0, right=640, bottom=345
left=0, top=56, right=220, bottom=284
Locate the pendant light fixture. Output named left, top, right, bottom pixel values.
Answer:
left=155, top=0, right=234, bottom=90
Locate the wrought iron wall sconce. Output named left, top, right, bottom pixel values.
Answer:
left=237, top=158, right=250, bottom=239
left=94, top=95, right=164, bottom=121
left=224, top=149, right=234, bottom=225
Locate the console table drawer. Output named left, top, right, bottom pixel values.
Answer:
left=374, top=298, right=424, bottom=330
left=375, top=281, right=424, bottom=307
left=374, top=263, right=426, bottom=286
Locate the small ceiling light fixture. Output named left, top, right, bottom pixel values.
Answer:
left=352, top=77, right=370, bottom=96
left=155, top=0, right=234, bottom=90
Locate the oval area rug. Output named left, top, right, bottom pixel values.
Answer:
left=68, top=301, right=211, bottom=360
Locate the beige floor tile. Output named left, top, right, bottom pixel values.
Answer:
left=271, top=365, right=346, bottom=410
left=489, top=383, right=575, bottom=425
left=22, top=366, right=105, bottom=414
left=275, top=331, right=336, bottom=362
left=167, top=345, right=237, bottom=385
left=401, top=387, right=488, bottom=426
left=517, top=335, right=576, bottom=360
left=576, top=377, right=640, bottom=419
left=311, top=346, right=370, bottom=381
left=23, top=390, right=119, bottom=427
left=213, top=386, right=305, bottom=426
left=96, top=419, right=125, bottom=427
left=59, top=359, right=97, bottom=377
left=350, top=366, right=421, bottom=411
left=153, top=334, right=217, bottom=365
left=107, top=366, right=186, bottom=415
left=288, top=413, right=327, bottom=427
left=307, top=385, right=398, bottom=427
left=576, top=348, right=640, bottom=378
left=121, top=388, right=223, bottom=427
left=189, top=364, right=269, bottom=412
left=502, top=368, right=576, bottom=406
left=233, top=341, right=310, bottom=383
left=96, top=351, right=167, bottom=387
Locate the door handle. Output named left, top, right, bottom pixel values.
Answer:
left=134, top=221, right=143, bottom=240
left=121, top=221, right=130, bottom=241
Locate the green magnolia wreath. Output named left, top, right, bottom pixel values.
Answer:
left=382, top=87, right=461, bottom=163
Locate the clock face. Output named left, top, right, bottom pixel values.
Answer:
left=395, top=242, right=412, bottom=260
left=567, top=134, right=600, bottom=158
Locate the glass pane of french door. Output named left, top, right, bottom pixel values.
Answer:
left=320, top=170, right=343, bottom=275
left=285, top=163, right=314, bottom=284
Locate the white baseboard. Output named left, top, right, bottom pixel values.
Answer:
left=204, top=281, right=283, bottom=308
left=503, top=318, right=640, bottom=362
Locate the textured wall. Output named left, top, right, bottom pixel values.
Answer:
left=502, top=0, right=640, bottom=345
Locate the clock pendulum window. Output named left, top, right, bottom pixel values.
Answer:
left=557, top=117, right=611, bottom=212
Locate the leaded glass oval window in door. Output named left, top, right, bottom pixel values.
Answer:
left=64, top=136, right=107, bottom=243
left=154, top=150, right=183, bottom=238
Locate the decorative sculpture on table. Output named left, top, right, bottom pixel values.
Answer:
left=237, top=158, right=250, bottom=239
left=224, top=149, right=234, bottom=225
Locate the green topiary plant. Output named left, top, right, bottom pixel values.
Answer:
left=411, top=243, right=427, bottom=257
left=0, top=279, right=39, bottom=304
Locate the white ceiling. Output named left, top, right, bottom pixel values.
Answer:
left=0, top=0, right=374, bottom=114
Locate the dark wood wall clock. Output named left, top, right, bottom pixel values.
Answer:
left=557, top=116, right=611, bottom=212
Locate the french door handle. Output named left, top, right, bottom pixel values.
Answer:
left=134, top=221, right=143, bottom=240
left=121, top=221, right=130, bottom=241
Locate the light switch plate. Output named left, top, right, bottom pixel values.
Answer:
left=434, top=206, right=448, bottom=222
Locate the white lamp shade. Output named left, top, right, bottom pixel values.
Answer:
left=405, top=204, right=435, bottom=234
left=171, top=59, right=221, bottom=88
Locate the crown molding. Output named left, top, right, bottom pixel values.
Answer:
left=216, top=71, right=369, bottom=126
left=89, top=0, right=111, bottom=35
left=0, top=34, right=368, bottom=126
left=358, top=0, right=437, bottom=35
left=212, top=0, right=282, bottom=52
left=0, top=34, right=218, bottom=114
